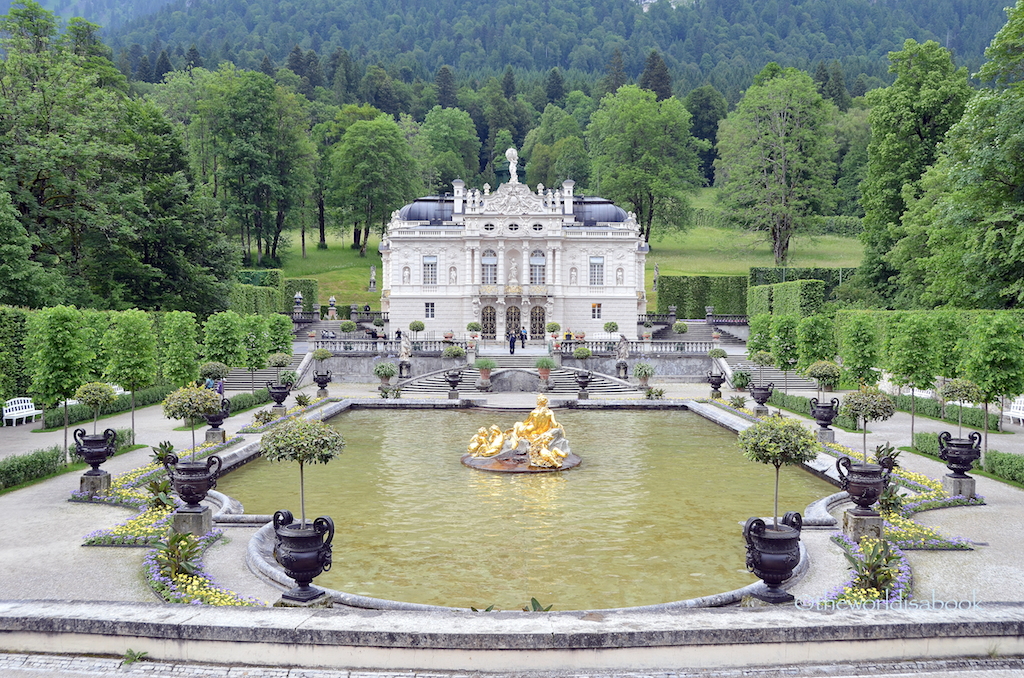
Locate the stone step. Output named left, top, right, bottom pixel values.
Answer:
left=397, top=367, right=636, bottom=395
left=724, top=355, right=817, bottom=390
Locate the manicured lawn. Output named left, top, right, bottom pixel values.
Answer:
left=279, top=234, right=383, bottom=310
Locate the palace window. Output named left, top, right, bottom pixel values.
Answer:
left=529, top=250, right=546, bottom=285
left=425, top=302, right=435, bottom=318
left=589, top=256, right=604, bottom=286
left=591, top=303, right=602, bottom=319
left=481, top=249, right=497, bottom=285
left=422, top=256, right=437, bottom=285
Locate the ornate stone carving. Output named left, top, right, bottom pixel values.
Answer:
left=484, top=183, right=544, bottom=215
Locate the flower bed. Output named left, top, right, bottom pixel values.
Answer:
left=237, top=397, right=327, bottom=434
left=143, top=530, right=264, bottom=606
left=813, top=533, right=913, bottom=604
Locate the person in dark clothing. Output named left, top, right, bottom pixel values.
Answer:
left=508, top=331, right=516, bottom=355
left=520, top=327, right=527, bottom=348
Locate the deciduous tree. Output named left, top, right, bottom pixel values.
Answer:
left=103, top=309, right=157, bottom=437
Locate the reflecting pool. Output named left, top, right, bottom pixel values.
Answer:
left=218, top=409, right=834, bottom=610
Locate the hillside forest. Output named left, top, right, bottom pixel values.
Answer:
left=2, top=0, right=1024, bottom=317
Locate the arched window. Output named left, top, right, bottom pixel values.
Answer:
left=529, top=250, right=546, bottom=285
left=481, top=249, right=497, bottom=285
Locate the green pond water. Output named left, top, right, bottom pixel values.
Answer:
left=218, top=409, right=834, bottom=610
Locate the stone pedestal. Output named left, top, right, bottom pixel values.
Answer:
left=399, top=360, right=411, bottom=378
left=80, top=471, right=111, bottom=497
left=711, top=389, right=722, bottom=399
left=816, top=429, right=835, bottom=443
left=317, top=388, right=329, bottom=399
left=206, top=429, right=226, bottom=444
left=578, top=390, right=589, bottom=400
left=448, top=389, right=460, bottom=400
left=754, top=405, right=769, bottom=417
left=274, top=592, right=333, bottom=608
left=368, top=279, right=376, bottom=292
left=327, top=307, right=337, bottom=320
left=552, top=352, right=563, bottom=367
left=616, top=361, right=627, bottom=379
left=475, top=377, right=492, bottom=392
left=271, top=404, right=287, bottom=418
left=843, top=510, right=883, bottom=542
left=943, top=474, right=976, bottom=499
left=172, top=505, right=212, bottom=536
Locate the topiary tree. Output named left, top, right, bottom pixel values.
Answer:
left=261, top=418, right=345, bottom=527
left=771, top=315, right=800, bottom=393
left=938, top=378, right=983, bottom=437
left=603, top=321, right=619, bottom=333
left=749, top=350, right=774, bottom=387
left=839, top=313, right=879, bottom=386
left=339, top=320, right=357, bottom=333
left=573, top=347, right=593, bottom=360
left=795, top=314, right=835, bottom=370
left=738, top=417, right=819, bottom=529
left=805, top=360, right=841, bottom=400
left=409, top=320, right=425, bottom=338
left=468, top=321, right=483, bottom=333
left=887, top=313, right=936, bottom=442
left=199, top=362, right=230, bottom=382
left=840, top=387, right=896, bottom=461
left=545, top=322, right=560, bottom=334
left=103, top=309, right=157, bottom=440
left=672, top=321, right=688, bottom=334
left=204, top=311, right=246, bottom=368
left=26, top=305, right=93, bottom=460
left=241, top=314, right=271, bottom=393
left=74, top=382, right=116, bottom=435
left=268, top=352, right=292, bottom=383
left=961, top=313, right=1024, bottom=461
left=162, top=385, right=223, bottom=457
left=266, top=313, right=295, bottom=355
left=161, top=311, right=200, bottom=387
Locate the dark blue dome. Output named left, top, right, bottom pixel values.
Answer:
left=398, top=197, right=453, bottom=223
left=572, top=196, right=628, bottom=225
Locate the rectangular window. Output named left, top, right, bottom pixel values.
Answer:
left=589, top=256, right=604, bottom=286
left=591, top=303, right=602, bottom=319
left=425, top=302, right=435, bottom=318
left=422, top=256, right=437, bottom=285
left=530, top=264, right=545, bottom=285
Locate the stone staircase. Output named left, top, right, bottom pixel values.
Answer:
left=724, top=355, right=817, bottom=391
left=223, top=352, right=305, bottom=391
left=397, top=354, right=637, bottom=396
left=673, top=322, right=746, bottom=347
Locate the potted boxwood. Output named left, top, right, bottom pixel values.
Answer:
left=474, top=357, right=497, bottom=380
left=373, top=361, right=399, bottom=385
left=535, top=356, right=556, bottom=380
left=738, top=416, right=818, bottom=603
left=633, top=362, right=655, bottom=388
left=339, top=320, right=357, bottom=334
left=466, top=321, right=482, bottom=339
left=546, top=322, right=560, bottom=338
left=603, top=321, right=619, bottom=333
left=572, top=346, right=592, bottom=361
left=408, top=320, right=425, bottom=338
left=672, top=321, right=688, bottom=334
left=262, top=418, right=345, bottom=603
left=72, top=382, right=118, bottom=473
left=840, top=387, right=896, bottom=462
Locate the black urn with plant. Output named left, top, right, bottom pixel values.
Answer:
left=262, top=418, right=345, bottom=604
left=158, top=440, right=223, bottom=513
left=938, top=430, right=982, bottom=478
left=707, top=348, right=727, bottom=398
left=72, top=382, right=118, bottom=477
left=809, top=397, right=841, bottom=431
left=311, top=348, right=333, bottom=397
left=266, top=380, right=290, bottom=408
left=738, top=417, right=819, bottom=603
left=203, top=398, right=231, bottom=432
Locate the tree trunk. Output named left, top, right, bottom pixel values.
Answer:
left=63, top=402, right=70, bottom=464
left=360, top=223, right=369, bottom=257
left=352, top=223, right=362, bottom=249
left=317, top=191, right=327, bottom=250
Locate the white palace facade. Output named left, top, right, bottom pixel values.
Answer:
left=379, top=149, right=648, bottom=340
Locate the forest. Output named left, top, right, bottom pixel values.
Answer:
left=2, top=0, right=1024, bottom=317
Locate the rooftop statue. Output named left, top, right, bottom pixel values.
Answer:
left=463, top=394, right=580, bottom=472
left=506, top=147, right=519, bottom=185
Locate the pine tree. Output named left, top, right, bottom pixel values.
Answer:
left=435, top=65, right=457, bottom=108
left=601, top=48, right=628, bottom=94
left=813, top=61, right=830, bottom=93
left=850, top=74, right=868, bottom=97
left=286, top=45, right=305, bottom=76
left=638, top=50, right=672, bottom=101
left=545, top=67, right=565, bottom=105
left=185, top=44, right=203, bottom=69
left=135, top=54, right=152, bottom=82
left=501, top=65, right=516, bottom=99
left=305, top=49, right=323, bottom=88
left=259, top=54, right=275, bottom=77
left=153, top=49, right=173, bottom=82
left=825, top=62, right=851, bottom=111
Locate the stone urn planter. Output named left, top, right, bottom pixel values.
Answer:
left=750, top=383, right=774, bottom=409
left=313, top=371, right=332, bottom=397
left=575, top=370, right=593, bottom=399
left=266, top=381, right=290, bottom=405
left=273, top=509, right=335, bottom=603
left=203, top=398, right=231, bottom=431
left=743, top=512, right=802, bottom=603
left=74, top=427, right=117, bottom=475
left=163, top=452, right=223, bottom=511
left=707, top=370, right=726, bottom=398
left=836, top=456, right=894, bottom=516
left=810, top=397, right=840, bottom=430
left=938, top=431, right=982, bottom=478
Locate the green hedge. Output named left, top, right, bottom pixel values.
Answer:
left=771, top=280, right=825, bottom=317
left=767, top=391, right=859, bottom=430
left=228, top=388, right=271, bottom=413
left=0, top=445, right=64, bottom=489
left=912, top=432, right=940, bottom=456
left=657, top=275, right=747, bottom=317
left=283, top=279, right=319, bottom=313
left=894, top=394, right=1000, bottom=430
left=0, top=306, right=30, bottom=402
left=985, top=451, right=1024, bottom=485
left=749, top=267, right=857, bottom=301
left=747, top=285, right=771, bottom=317
left=42, top=384, right=177, bottom=429
left=228, top=284, right=284, bottom=316
left=236, top=269, right=284, bottom=288
left=802, top=216, right=863, bottom=237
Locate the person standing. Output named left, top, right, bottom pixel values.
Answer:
left=508, top=330, right=516, bottom=355
left=520, top=327, right=527, bottom=348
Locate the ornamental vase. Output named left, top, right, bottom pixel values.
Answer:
left=836, top=456, right=894, bottom=516
left=74, top=428, right=117, bottom=475
left=750, top=383, right=775, bottom=407
left=203, top=398, right=231, bottom=431
left=313, top=371, right=332, bottom=390
left=938, top=431, right=982, bottom=478
left=266, top=381, right=290, bottom=406
left=163, top=453, right=223, bottom=512
left=743, top=512, right=802, bottom=603
left=809, top=397, right=840, bottom=431
left=273, top=510, right=335, bottom=602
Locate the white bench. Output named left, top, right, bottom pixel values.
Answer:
left=1008, top=397, right=1024, bottom=425
left=3, top=397, right=44, bottom=426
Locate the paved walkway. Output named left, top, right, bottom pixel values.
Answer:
left=1, top=378, right=1023, bottom=673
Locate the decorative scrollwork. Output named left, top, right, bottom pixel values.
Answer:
left=782, top=511, right=803, bottom=533
left=836, top=456, right=852, bottom=491
left=273, top=509, right=294, bottom=530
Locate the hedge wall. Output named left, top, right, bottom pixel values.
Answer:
left=283, top=279, right=319, bottom=313
left=749, top=267, right=857, bottom=300
left=656, top=275, right=747, bottom=317
left=0, top=306, right=30, bottom=402
left=772, top=280, right=826, bottom=317
left=985, top=451, right=1024, bottom=485
left=42, top=384, right=177, bottom=429
left=801, top=216, right=863, bottom=237
left=0, top=445, right=65, bottom=489
left=236, top=269, right=284, bottom=288
left=747, top=286, right=771, bottom=317
left=228, top=284, right=284, bottom=316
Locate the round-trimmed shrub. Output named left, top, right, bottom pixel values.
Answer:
left=603, top=321, right=619, bottom=333
left=199, top=362, right=230, bottom=381
left=672, top=321, right=688, bottom=334
left=573, top=347, right=593, bottom=360
left=409, top=320, right=425, bottom=332
left=546, top=322, right=561, bottom=333
left=339, top=320, right=357, bottom=333
left=442, top=346, right=466, bottom=358
left=466, top=321, right=482, bottom=332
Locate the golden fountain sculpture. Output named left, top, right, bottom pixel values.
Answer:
left=461, top=394, right=581, bottom=473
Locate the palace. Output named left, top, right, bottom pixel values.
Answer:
left=379, top=149, right=648, bottom=340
